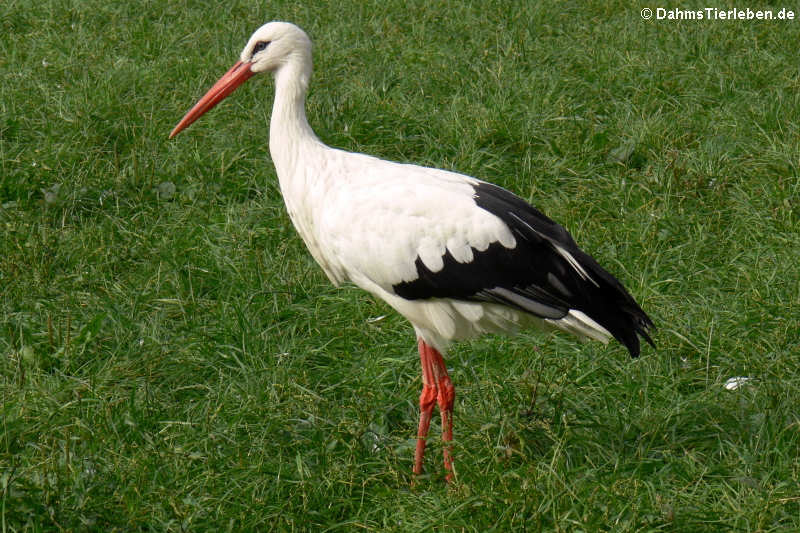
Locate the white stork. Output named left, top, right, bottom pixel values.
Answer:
left=170, top=22, right=654, bottom=481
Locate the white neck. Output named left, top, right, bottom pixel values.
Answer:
left=268, top=58, right=322, bottom=180
left=266, top=55, right=344, bottom=282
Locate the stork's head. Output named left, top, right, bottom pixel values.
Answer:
left=169, top=21, right=312, bottom=138
left=242, top=21, right=312, bottom=74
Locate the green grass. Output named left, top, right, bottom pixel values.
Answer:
left=2, top=0, right=799, bottom=530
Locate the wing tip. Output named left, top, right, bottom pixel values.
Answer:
left=622, top=313, right=656, bottom=358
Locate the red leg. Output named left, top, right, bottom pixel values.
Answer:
left=414, top=338, right=438, bottom=477
left=429, top=344, right=455, bottom=481
left=413, top=339, right=456, bottom=482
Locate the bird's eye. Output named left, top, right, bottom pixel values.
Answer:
left=252, top=41, right=270, bottom=54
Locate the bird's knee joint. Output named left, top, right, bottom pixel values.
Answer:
left=437, top=379, right=455, bottom=409
left=419, top=384, right=437, bottom=408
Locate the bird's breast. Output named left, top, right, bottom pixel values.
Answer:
left=277, top=164, right=350, bottom=284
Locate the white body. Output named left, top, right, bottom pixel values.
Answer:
left=240, top=22, right=613, bottom=352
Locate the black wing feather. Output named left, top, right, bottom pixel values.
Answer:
left=392, top=181, right=655, bottom=357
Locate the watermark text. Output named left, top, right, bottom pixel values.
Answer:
left=641, top=7, right=795, bottom=21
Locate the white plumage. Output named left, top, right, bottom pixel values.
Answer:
left=171, top=21, right=654, bottom=482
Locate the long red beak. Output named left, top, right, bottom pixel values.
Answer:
left=169, top=60, right=255, bottom=138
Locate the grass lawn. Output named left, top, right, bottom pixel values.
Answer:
left=2, top=0, right=799, bottom=530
